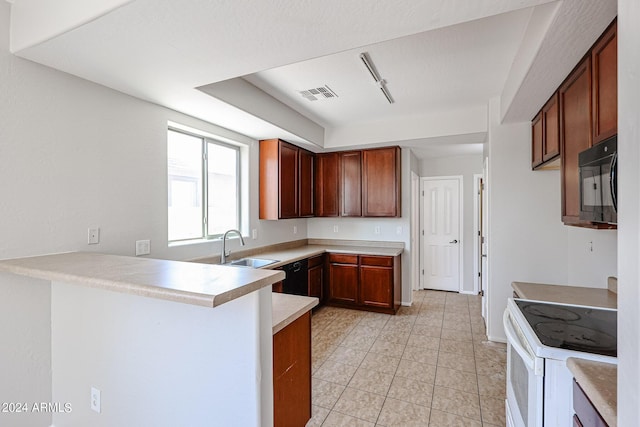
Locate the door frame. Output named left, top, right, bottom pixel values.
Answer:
left=419, top=175, right=464, bottom=292
left=473, top=174, right=483, bottom=295
left=411, top=171, right=421, bottom=292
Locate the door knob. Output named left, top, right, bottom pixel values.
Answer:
left=449, top=239, right=458, bottom=244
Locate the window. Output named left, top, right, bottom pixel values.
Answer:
left=168, top=128, right=241, bottom=242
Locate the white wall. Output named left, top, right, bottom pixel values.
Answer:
left=0, top=274, right=51, bottom=427
left=485, top=96, right=619, bottom=341
left=420, top=154, right=483, bottom=293
left=0, top=1, right=304, bottom=264
left=50, top=281, right=271, bottom=427
left=484, top=97, right=569, bottom=341
left=567, top=227, right=617, bottom=287
left=617, top=2, right=640, bottom=423
left=307, top=148, right=420, bottom=305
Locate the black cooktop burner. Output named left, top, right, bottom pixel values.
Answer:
left=515, top=300, right=617, bottom=357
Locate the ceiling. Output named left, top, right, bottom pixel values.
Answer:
left=9, top=0, right=617, bottom=159
left=242, top=9, right=532, bottom=129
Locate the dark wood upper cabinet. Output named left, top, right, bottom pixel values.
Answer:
left=362, top=146, right=401, bottom=217
left=543, top=93, right=560, bottom=162
left=262, top=141, right=401, bottom=219
left=259, top=139, right=314, bottom=220
left=298, top=149, right=314, bottom=217
left=531, top=94, right=560, bottom=170
left=340, top=151, right=362, bottom=217
left=314, top=153, right=340, bottom=217
left=279, top=141, right=299, bottom=218
left=592, top=20, right=617, bottom=144
left=560, top=57, right=592, bottom=226
left=532, top=111, right=543, bottom=169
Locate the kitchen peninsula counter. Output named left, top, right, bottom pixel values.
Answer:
left=0, top=251, right=284, bottom=308
left=272, top=293, right=318, bottom=334
left=512, top=281, right=617, bottom=309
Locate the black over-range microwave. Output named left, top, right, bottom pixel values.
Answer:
left=578, top=135, right=617, bottom=224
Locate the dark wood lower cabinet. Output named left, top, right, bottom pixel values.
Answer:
left=307, top=254, right=324, bottom=302
left=328, top=253, right=401, bottom=314
left=273, top=312, right=311, bottom=427
left=328, top=255, right=359, bottom=305
left=573, top=379, right=608, bottom=427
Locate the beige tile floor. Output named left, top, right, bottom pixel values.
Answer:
left=307, top=290, right=507, bottom=427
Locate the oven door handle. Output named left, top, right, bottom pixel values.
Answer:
left=503, top=309, right=544, bottom=376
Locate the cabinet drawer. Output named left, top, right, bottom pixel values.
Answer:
left=360, top=255, right=393, bottom=267
left=307, top=254, right=324, bottom=268
left=329, top=253, right=358, bottom=265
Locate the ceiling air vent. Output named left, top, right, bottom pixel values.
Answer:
left=299, top=85, right=338, bottom=101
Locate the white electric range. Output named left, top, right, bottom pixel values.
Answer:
left=503, top=298, right=617, bottom=427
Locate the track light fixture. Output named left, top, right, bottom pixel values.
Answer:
left=359, top=52, right=394, bottom=104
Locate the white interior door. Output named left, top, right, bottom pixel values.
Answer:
left=421, top=177, right=462, bottom=292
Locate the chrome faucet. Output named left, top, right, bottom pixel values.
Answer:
left=220, top=229, right=245, bottom=264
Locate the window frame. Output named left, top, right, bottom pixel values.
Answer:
left=168, top=127, right=242, bottom=243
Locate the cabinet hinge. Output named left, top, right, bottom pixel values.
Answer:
left=421, top=230, right=424, bottom=236
left=421, top=269, right=424, bottom=275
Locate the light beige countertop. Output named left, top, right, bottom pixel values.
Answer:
left=567, top=357, right=617, bottom=426
left=0, top=252, right=284, bottom=308
left=272, top=293, right=318, bottom=335
left=193, top=239, right=404, bottom=268
left=512, top=282, right=617, bottom=309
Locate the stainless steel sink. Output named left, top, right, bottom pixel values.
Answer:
left=226, top=257, right=279, bottom=268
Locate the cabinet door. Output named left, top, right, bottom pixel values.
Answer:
left=308, top=264, right=323, bottom=301
left=532, top=111, right=543, bottom=169
left=543, top=93, right=560, bottom=162
left=359, top=265, right=393, bottom=309
left=273, top=312, right=311, bottom=427
left=328, top=262, right=358, bottom=305
left=340, top=151, right=362, bottom=217
left=592, top=20, right=617, bottom=144
left=560, top=57, right=592, bottom=225
left=315, top=153, right=340, bottom=217
left=299, top=149, right=314, bottom=217
left=279, top=141, right=299, bottom=218
left=362, top=147, right=400, bottom=217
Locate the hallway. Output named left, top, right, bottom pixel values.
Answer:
left=307, top=290, right=507, bottom=426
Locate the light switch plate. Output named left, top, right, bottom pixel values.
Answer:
left=135, top=240, right=150, bottom=256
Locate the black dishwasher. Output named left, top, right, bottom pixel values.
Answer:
left=278, top=259, right=308, bottom=296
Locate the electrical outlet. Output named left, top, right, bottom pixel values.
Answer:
left=88, top=228, right=100, bottom=245
left=91, top=387, right=101, bottom=413
left=293, top=225, right=298, bottom=234
left=252, top=229, right=258, bottom=240
left=333, top=225, right=339, bottom=233
left=374, top=226, right=381, bottom=235
left=135, top=240, right=150, bottom=256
